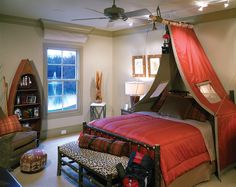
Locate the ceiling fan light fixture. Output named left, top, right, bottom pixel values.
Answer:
left=196, top=1, right=208, bottom=8
left=104, top=5, right=126, bottom=21
left=198, top=6, right=204, bottom=11
left=196, top=1, right=208, bottom=11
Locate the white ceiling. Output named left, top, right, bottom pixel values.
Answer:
left=1, top=0, right=236, bottom=31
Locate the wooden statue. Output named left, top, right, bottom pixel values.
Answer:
left=95, top=71, right=102, bottom=103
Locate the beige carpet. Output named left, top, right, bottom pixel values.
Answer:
left=12, top=133, right=236, bottom=187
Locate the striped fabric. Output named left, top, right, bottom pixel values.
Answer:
left=79, top=133, right=96, bottom=148
left=90, top=137, right=113, bottom=153
left=108, top=140, right=129, bottom=157
left=79, top=133, right=129, bottom=157
left=0, top=115, right=22, bottom=136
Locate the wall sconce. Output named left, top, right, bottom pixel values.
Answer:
left=125, top=81, right=145, bottom=108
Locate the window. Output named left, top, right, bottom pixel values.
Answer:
left=196, top=81, right=221, bottom=103
left=44, top=44, right=80, bottom=115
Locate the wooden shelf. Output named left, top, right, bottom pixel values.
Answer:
left=8, top=59, right=42, bottom=140
left=14, top=103, right=40, bottom=107
left=17, top=89, right=38, bottom=92
left=19, top=117, right=41, bottom=122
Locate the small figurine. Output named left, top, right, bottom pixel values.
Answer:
left=14, top=108, right=22, bottom=119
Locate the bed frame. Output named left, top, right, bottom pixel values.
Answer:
left=82, top=122, right=161, bottom=187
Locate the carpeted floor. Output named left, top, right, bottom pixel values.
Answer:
left=11, top=133, right=236, bottom=187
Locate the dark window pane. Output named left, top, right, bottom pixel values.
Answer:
left=48, top=96, right=62, bottom=112
left=47, top=49, right=62, bottom=64
left=63, top=66, right=75, bottom=79
left=48, top=65, right=61, bottom=79
left=48, top=81, right=62, bottom=96
left=63, top=51, right=76, bottom=64
left=64, top=81, right=76, bottom=95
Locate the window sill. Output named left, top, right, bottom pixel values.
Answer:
left=47, top=109, right=82, bottom=119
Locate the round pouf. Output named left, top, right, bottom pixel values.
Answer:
left=20, top=148, right=47, bottom=173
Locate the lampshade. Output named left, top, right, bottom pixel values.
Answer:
left=125, top=82, right=145, bottom=96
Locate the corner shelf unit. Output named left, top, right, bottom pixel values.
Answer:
left=8, top=59, right=42, bottom=140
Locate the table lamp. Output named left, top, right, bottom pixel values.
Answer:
left=125, top=81, right=145, bottom=108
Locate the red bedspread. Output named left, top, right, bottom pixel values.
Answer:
left=89, top=113, right=210, bottom=185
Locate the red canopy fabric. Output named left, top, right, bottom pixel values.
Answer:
left=169, top=25, right=236, bottom=174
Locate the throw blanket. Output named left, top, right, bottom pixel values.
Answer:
left=89, top=113, right=212, bottom=185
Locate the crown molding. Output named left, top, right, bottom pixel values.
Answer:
left=0, top=14, right=112, bottom=37
left=40, top=19, right=113, bottom=37
left=90, top=29, right=113, bottom=37
left=40, top=19, right=93, bottom=34
left=0, top=14, right=40, bottom=27
left=179, top=7, right=236, bottom=24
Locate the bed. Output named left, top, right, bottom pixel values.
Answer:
left=80, top=24, right=236, bottom=186
left=82, top=93, right=216, bottom=187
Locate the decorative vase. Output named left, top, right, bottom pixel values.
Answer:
left=95, top=71, right=102, bottom=103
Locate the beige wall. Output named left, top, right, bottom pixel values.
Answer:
left=195, top=18, right=236, bottom=96
left=112, top=30, right=164, bottom=115
left=0, top=22, right=113, bottom=133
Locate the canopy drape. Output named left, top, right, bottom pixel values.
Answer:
left=169, top=25, right=236, bottom=175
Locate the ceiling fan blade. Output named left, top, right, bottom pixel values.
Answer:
left=72, top=17, right=108, bottom=21
left=124, top=8, right=152, bottom=18
left=131, top=18, right=151, bottom=25
left=86, top=8, right=104, bottom=15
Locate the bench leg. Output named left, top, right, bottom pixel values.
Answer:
left=57, top=148, right=62, bottom=176
left=106, top=175, right=112, bottom=187
left=79, top=164, right=83, bottom=186
left=106, top=181, right=112, bottom=187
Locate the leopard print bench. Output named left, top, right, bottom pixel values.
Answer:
left=57, top=141, right=129, bottom=187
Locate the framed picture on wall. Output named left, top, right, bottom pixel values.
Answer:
left=132, top=55, right=146, bottom=77
left=147, top=54, right=161, bottom=77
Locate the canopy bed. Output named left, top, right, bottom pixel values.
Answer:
left=78, top=25, right=236, bottom=187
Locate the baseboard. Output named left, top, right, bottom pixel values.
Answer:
left=40, top=124, right=83, bottom=139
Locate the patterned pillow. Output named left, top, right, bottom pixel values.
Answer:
left=90, top=136, right=113, bottom=153
left=78, top=134, right=129, bottom=157
left=151, top=88, right=169, bottom=112
left=108, top=140, right=130, bottom=157
left=158, top=94, right=192, bottom=119
left=186, top=100, right=208, bottom=122
left=0, top=115, right=22, bottom=136
left=79, top=133, right=97, bottom=149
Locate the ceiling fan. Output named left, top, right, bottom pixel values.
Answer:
left=72, top=0, right=152, bottom=22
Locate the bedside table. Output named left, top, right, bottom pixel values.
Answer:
left=121, top=108, right=134, bottom=115
left=90, top=102, right=106, bottom=121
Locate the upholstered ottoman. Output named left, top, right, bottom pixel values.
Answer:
left=20, top=148, right=47, bottom=173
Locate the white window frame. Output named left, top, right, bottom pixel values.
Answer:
left=196, top=81, right=221, bottom=103
left=43, top=43, right=82, bottom=119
